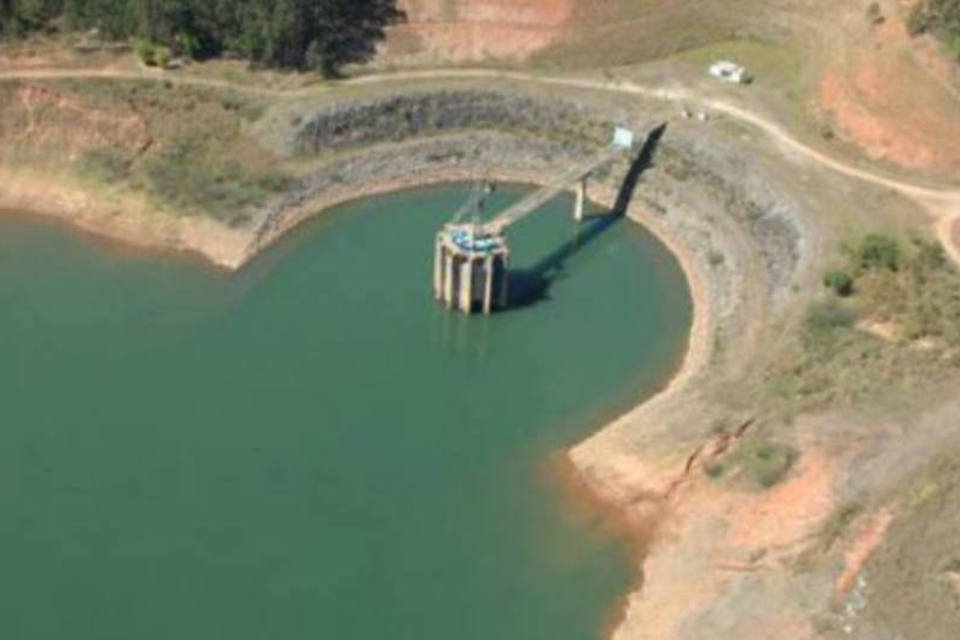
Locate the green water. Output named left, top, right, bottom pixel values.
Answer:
left=0, top=184, right=691, bottom=640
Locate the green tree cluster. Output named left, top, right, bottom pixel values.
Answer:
left=1, top=0, right=404, bottom=76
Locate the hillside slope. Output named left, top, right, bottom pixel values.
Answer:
left=380, top=0, right=573, bottom=63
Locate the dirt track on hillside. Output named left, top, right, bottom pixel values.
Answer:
left=2, top=65, right=958, bottom=265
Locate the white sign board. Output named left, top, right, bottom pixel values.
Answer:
left=612, top=127, right=634, bottom=150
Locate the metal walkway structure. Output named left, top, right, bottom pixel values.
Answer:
left=434, top=127, right=639, bottom=315
left=483, top=144, right=627, bottom=234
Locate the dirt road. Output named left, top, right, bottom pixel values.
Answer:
left=2, top=65, right=959, bottom=263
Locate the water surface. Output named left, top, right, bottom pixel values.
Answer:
left=0, top=184, right=691, bottom=639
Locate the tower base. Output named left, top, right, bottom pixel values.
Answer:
left=434, top=225, right=510, bottom=315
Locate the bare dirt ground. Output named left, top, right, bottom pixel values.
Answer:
left=379, top=0, right=573, bottom=64
left=611, top=444, right=839, bottom=640
left=578, top=369, right=960, bottom=640
left=818, top=0, right=960, bottom=177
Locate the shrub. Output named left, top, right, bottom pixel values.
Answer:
left=134, top=39, right=171, bottom=68
left=154, top=46, right=171, bottom=69
left=857, top=234, right=901, bottom=272
left=908, top=237, right=947, bottom=280
left=80, top=148, right=133, bottom=182
left=907, top=4, right=930, bottom=36
left=708, top=439, right=798, bottom=488
left=705, top=463, right=726, bottom=479
left=175, top=32, right=202, bottom=59
left=824, top=269, right=854, bottom=297
left=951, top=32, right=960, bottom=60
left=906, top=0, right=960, bottom=52
left=257, top=171, right=297, bottom=193
left=134, top=38, right=156, bottom=66
left=742, top=440, right=797, bottom=488
left=806, top=300, right=857, bottom=336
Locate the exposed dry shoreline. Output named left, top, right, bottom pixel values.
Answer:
left=0, top=166, right=252, bottom=268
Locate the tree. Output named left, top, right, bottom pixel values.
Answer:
left=0, top=0, right=405, bottom=75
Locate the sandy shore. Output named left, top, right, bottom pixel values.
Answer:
left=0, top=166, right=252, bottom=269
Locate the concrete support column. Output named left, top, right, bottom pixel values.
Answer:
left=433, top=239, right=444, bottom=299
left=443, top=253, right=456, bottom=308
left=574, top=178, right=587, bottom=222
left=458, top=258, right=474, bottom=314
left=482, top=255, right=495, bottom=315
left=498, top=256, right=510, bottom=309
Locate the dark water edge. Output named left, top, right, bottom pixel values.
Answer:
left=0, top=183, right=692, bottom=640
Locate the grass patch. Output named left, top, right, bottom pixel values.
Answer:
left=844, top=235, right=960, bottom=342
left=10, top=79, right=296, bottom=223
left=766, top=233, right=960, bottom=412
left=673, top=35, right=813, bottom=132
left=531, top=0, right=734, bottom=70
left=79, top=148, right=136, bottom=182
left=61, top=79, right=267, bottom=122
left=675, top=38, right=804, bottom=93
left=805, top=298, right=857, bottom=335
left=705, top=437, right=798, bottom=489
left=138, top=152, right=291, bottom=225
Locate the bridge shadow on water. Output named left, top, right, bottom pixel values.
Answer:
left=505, top=123, right=667, bottom=310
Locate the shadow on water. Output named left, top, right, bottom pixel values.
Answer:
left=506, top=123, right=668, bottom=310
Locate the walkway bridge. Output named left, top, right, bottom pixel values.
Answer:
left=483, top=144, right=627, bottom=234
left=433, top=127, right=641, bottom=314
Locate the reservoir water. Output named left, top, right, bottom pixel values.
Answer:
left=0, top=184, right=691, bottom=640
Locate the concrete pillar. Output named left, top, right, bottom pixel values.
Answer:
left=574, top=178, right=586, bottom=222
left=443, top=253, right=456, bottom=308
left=458, top=258, right=474, bottom=314
left=498, top=256, right=510, bottom=309
left=482, top=255, right=495, bottom=315
left=433, top=239, right=444, bottom=299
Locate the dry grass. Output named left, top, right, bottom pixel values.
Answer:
left=0, top=77, right=294, bottom=226
left=864, top=452, right=960, bottom=639
left=674, top=37, right=806, bottom=104
left=534, top=0, right=731, bottom=70
left=764, top=233, right=960, bottom=414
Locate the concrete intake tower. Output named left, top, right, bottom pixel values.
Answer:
left=433, top=127, right=637, bottom=314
